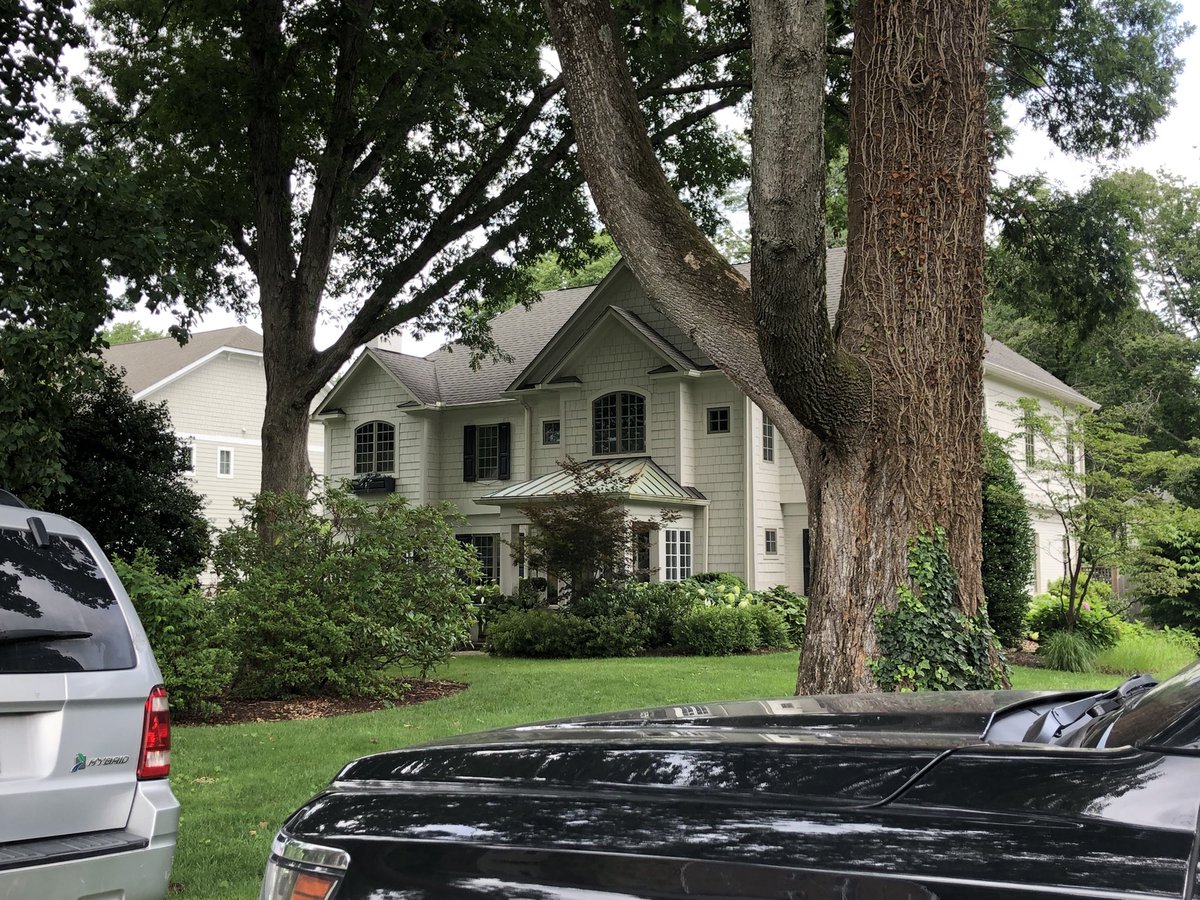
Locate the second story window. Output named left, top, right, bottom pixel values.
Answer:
left=763, top=419, right=775, bottom=462
left=1023, top=413, right=1036, bottom=467
left=542, top=420, right=560, bottom=445
left=593, top=391, right=645, bottom=455
left=354, top=421, right=395, bottom=474
left=707, top=407, right=730, bottom=434
left=463, top=423, right=511, bottom=482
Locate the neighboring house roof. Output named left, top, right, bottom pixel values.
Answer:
left=479, top=457, right=707, bottom=507
left=984, top=335, right=1096, bottom=408
left=319, top=246, right=1094, bottom=411
left=104, top=326, right=263, bottom=398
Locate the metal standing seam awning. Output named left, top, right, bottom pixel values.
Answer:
left=477, top=457, right=708, bottom=507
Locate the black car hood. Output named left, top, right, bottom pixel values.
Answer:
left=333, top=690, right=1045, bottom=808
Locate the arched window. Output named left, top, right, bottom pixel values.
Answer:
left=354, top=421, right=395, bottom=474
left=592, top=391, right=645, bottom=455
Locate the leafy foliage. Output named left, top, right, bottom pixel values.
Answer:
left=1039, top=629, right=1097, bottom=673
left=213, top=487, right=481, bottom=698
left=518, top=458, right=676, bottom=600
left=981, top=430, right=1035, bottom=648
left=1129, top=507, right=1200, bottom=636
left=526, top=232, right=622, bottom=291
left=102, top=321, right=167, bottom=345
left=26, top=366, right=210, bottom=576
left=1028, top=580, right=1123, bottom=650
left=872, top=530, right=1005, bottom=691
left=487, top=609, right=651, bottom=659
left=112, top=551, right=235, bottom=718
left=756, top=585, right=808, bottom=645
left=672, top=605, right=761, bottom=656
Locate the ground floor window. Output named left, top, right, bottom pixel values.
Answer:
left=633, top=527, right=651, bottom=581
left=457, top=534, right=499, bottom=584
left=664, top=529, right=692, bottom=581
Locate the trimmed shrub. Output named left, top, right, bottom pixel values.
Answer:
left=213, top=487, right=481, bottom=699
left=621, top=582, right=693, bottom=648
left=1040, top=629, right=1096, bottom=673
left=981, top=430, right=1036, bottom=648
left=757, top=585, right=807, bottom=645
left=486, top=609, right=650, bottom=658
left=672, top=605, right=760, bottom=656
left=1028, top=579, right=1121, bottom=651
left=747, top=604, right=792, bottom=649
left=112, top=551, right=235, bottom=718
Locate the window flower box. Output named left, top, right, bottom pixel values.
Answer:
left=350, top=474, right=396, bottom=494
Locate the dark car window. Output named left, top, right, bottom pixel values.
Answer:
left=0, top=527, right=136, bottom=673
left=1106, top=660, right=1200, bottom=750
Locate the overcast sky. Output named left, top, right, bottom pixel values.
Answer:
left=114, top=1, right=1200, bottom=355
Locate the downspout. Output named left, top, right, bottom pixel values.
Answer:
left=744, top=395, right=756, bottom=590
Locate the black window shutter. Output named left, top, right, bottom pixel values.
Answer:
left=497, top=422, right=512, bottom=480
left=463, top=425, right=477, bottom=482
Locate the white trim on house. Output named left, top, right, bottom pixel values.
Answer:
left=133, top=346, right=264, bottom=400
left=176, top=431, right=323, bottom=454
left=985, top=365, right=1100, bottom=412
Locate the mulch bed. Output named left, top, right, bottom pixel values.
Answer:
left=177, top=678, right=467, bottom=726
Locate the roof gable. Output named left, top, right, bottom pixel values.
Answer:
left=545, top=306, right=700, bottom=383
left=104, top=326, right=263, bottom=397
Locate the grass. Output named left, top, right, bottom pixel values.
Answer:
left=1093, top=629, right=1199, bottom=677
left=168, top=652, right=1188, bottom=900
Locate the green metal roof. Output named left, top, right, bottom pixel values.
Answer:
left=479, top=457, right=707, bottom=506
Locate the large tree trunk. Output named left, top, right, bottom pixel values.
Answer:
left=545, top=0, right=992, bottom=694
left=799, top=0, right=990, bottom=692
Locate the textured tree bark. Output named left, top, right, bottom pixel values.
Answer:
left=546, top=0, right=992, bottom=694
left=798, top=0, right=990, bottom=692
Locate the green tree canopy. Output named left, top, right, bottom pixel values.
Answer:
left=981, top=430, right=1035, bottom=648
left=102, top=321, right=168, bottom=345
left=33, top=366, right=210, bottom=576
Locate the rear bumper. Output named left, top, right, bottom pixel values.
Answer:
left=0, top=779, right=178, bottom=900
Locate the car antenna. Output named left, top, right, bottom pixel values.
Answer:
left=26, top=517, right=51, bottom=548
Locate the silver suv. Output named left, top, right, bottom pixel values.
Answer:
left=0, top=492, right=179, bottom=899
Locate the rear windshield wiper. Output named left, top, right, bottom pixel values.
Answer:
left=0, top=629, right=93, bottom=646
left=1023, top=673, right=1158, bottom=745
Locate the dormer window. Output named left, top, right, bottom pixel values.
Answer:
left=593, top=391, right=645, bottom=455
left=355, top=421, right=395, bottom=474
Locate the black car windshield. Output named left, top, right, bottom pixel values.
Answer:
left=1104, top=660, right=1200, bottom=750
left=0, top=527, right=136, bottom=673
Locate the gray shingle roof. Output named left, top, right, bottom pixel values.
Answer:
left=104, top=326, right=263, bottom=395
left=371, top=282, right=593, bottom=405
left=362, top=247, right=1091, bottom=409
left=984, top=335, right=1096, bottom=407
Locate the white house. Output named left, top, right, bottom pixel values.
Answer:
left=105, top=326, right=325, bottom=530
left=314, top=250, right=1093, bottom=597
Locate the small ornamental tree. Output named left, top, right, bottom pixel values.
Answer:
left=1014, top=399, right=1172, bottom=635
left=517, top=458, right=675, bottom=602
left=981, top=430, right=1036, bottom=648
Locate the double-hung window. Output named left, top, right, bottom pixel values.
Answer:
left=593, top=392, right=645, bottom=455
left=664, top=529, right=692, bottom=581
left=463, top=423, right=512, bottom=481
left=458, top=534, right=499, bottom=583
left=763, top=419, right=775, bottom=462
left=354, top=421, right=396, bottom=474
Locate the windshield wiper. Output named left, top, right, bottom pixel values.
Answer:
left=1023, top=673, right=1158, bottom=745
left=0, top=629, right=93, bottom=646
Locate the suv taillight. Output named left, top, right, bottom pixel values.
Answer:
left=137, top=685, right=171, bottom=779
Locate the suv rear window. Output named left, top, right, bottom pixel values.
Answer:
left=0, top=527, right=136, bottom=673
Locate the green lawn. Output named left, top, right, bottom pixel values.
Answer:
left=168, top=653, right=1177, bottom=899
